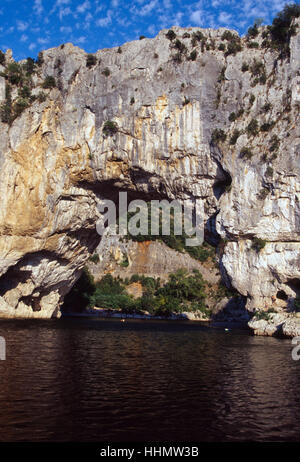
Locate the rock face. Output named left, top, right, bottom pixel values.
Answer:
left=0, top=23, right=299, bottom=318
left=248, top=312, right=300, bottom=338
left=88, top=232, right=220, bottom=284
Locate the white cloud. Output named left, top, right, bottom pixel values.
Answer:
left=96, top=10, right=112, bottom=27
left=20, top=34, right=28, bottom=42
left=60, top=26, right=72, bottom=34
left=211, top=0, right=222, bottom=7
left=271, top=0, right=286, bottom=12
left=59, top=7, right=72, bottom=20
left=29, top=43, right=36, bottom=51
left=34, top=0, right=43, bottom=15
left=173, top=11, right=183, bottom=26
left=37, top=37, right=49, bottom=45
left=190, top=10, right=203, bottom=26
left=53, top=0, right=70, bottom=8
left=111, top=0, right=119, bottom=7
left=17, top=20, right=29, bottom=31
left=218, top=11, right=232, bottom=24
left=76, top=1, right=91, bottom=13
left=76, top=36, right=86, bottom=43
left=138, top=0, right=158, bottom=16
left=148, top=24, right=156, bottom=35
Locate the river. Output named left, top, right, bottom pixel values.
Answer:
left=0, top=317, right=299, bottom=442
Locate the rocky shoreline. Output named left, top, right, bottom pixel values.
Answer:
left=86, top=306, right=211, bottom=321
left=65, top=306, right=300, bottom=339
left=248, top=312, right=300, bottom=338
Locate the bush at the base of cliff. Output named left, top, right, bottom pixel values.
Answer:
left=64, top=268, right=211, bottom=317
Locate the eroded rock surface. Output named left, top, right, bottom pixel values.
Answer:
left=0, top=23, right=299, bottom=318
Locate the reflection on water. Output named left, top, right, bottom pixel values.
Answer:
left=0, top=317, right=299, bottom=442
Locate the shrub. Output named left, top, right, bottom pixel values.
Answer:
left=103, top=120, right=118, bottom=136
left=0, top=86, right=12, bottom=124
left=255, top=310, right=272, bottom=320
left=166, top=29, right=176, bottom=40
left=0, top=50, right=5, bottom=65
left=250, top=59, right=265, bottom=77
left=36, top=51, right=44, bottom=66
left=218, top=43, right=225, bottom=51
left=37, top=91, right=47, bottom=102
left=5, top=62, right=23, bottom=85
left=183, top=96, right=190, bottom=106
left=192, top=30, right=204, bottom=42
left=89, top=253, right=100, bottom=264
left=269, top=3, right=300, bottom=56
left=18, top=85, right=31, bottom=99
left=13, top=98, right=29, bottom=118
left=262, top=39, right=271, bottom=48
left=24, top=57, right=35, bottom=75
left=248, top=41, right=259, bottom=48
left=221, top=30, right=235, bottom=41
left=241, top=62, right=249, bottom=72
left=102, top=67, right=110, bottom=76
left=229, top=112, right=236, bottom=122
left=257, top=187, right=269, bottom=200
left=259, top=72, right=267, bottom=84
left=225, top=40, right=242, bottom=56
left=188, top=49, right=197, bottom=61
left=261, top=121, right=275, bottom=132
left=218, top=66, right=226, bottom=82
left=247, top=24, right=259, bottom=38
left=295, top=296, right=300, bottom=311
left=270, top=134, right=280, bottom=152
left=130, top=97, right=135, bottom=105
left=120, top=255, right=129, bottom=267
left=251, top=237, right=267, bottom=252
left=139, top=35, right=146, bottom=40
left=42, top=75, right=56, bottom=89
left=153, top=52, right=158, bottom=58
left=117, top=46, right=122, bottom=53
left=211, top=128, right=226, bottom=144
left=230, top=129, right=240, bottom=145
left=265, top=166, right=273, bottom=177
left=240, top=147, right=253, bottom=159
left=172, top=52, right=182, bottom=63
left=66, top=268, right=209, bottom=316
left=174, top=39, right=187, bottom=53
left=262, top=102, right=272, bottom=112
left=86, top=54, right=97, bottom=68
left=249, top=94, right=255, bottom=106
left=247, top=118, right=259, bottom=136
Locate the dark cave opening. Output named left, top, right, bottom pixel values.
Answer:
left=286, top=278, right=300, bottom=297
left=277, top=290, right=288, bottom=301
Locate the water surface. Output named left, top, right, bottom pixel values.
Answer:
left=0, top=317, right=299, bottom=442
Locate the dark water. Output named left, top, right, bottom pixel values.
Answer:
left=0, top=317, right=299, bottom=442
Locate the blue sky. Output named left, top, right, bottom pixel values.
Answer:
left=0, top=0, right=299, bottom=60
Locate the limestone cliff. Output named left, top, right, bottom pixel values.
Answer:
left=0, top=21, right=299, bottom=318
